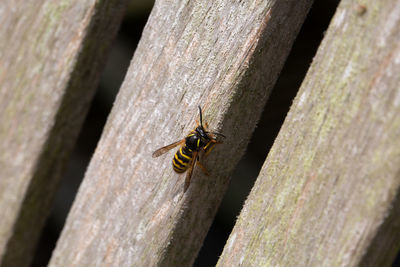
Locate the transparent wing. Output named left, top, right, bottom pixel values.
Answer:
left=184, top=151, right=198, bottom=192
left=152, top=139, right=184, bottom=158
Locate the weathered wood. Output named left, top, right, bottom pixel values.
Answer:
left=48, top=0, right=314, bottom=266
left=0, top=0, right=128, bottom=266
left=217, top=0, right=400, bottom=266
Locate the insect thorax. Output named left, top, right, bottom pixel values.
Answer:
left=185, top=134, right=201, bottom=151
left=186, top=128, right=209, bottom=151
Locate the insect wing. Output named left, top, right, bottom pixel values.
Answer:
left=152, top=140, right=184, bottom=158
left=184, top=151, right=198, bottom=192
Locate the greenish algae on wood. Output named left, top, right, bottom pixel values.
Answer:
left=48, top=0, right=314, bottom=266
left=217, top=0, right=400, bottom=266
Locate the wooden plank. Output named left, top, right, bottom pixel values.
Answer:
left=217, top=0, right=400, bottom=266
left=48, top=0, right=314, bottom=266
left=0, top=0, right=128, bottom=266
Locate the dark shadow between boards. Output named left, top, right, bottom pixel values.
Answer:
left=32, top=1, right=400, bottom=267
left=32, top=1, right=340, bottom=266
left=194, top=1, right=340, bottom=266
left=30, top=8, right=149, bottom=267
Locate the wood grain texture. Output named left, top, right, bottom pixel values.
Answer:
left=0, top=0, right=128, bottom=266
left=48, top=0, right=313, bottom=266
left=217, top=0, right=400, bottom=266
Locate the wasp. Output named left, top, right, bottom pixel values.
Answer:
left=152, top=106, right=225, bottom=191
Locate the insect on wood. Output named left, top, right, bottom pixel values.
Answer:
left=152, top=106, right=225, bottom=191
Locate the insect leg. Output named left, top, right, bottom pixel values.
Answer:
left=204, top=139, right=223, bottom=155
left=184, top=151, right=198, bottom=192
left=196, top=153, right=209, bottom=175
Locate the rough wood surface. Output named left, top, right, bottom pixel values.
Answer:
left=0, top=1, right=127, bottom=266
left=48, top=0, right=313, bottom=266
left=217, top=0, right=400, bottom=266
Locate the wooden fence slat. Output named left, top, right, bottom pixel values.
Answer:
left=48, top=0, right=314, bottom=266
left=0, top=1, right=128, bottom=266
left=217, top=0, right=400, bottom=266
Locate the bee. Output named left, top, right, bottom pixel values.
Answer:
left=152, top=106, right=225, bottom=191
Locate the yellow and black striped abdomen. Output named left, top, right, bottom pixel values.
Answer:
left=172, top=146, right=193, bottom=173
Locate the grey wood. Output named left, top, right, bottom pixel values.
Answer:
left=0, top=0, right=128, bottom=266
left=217, top=0, right=400, bottom=266
left=49, top=0, right=313, bottom=266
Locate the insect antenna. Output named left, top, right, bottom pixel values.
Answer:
left=198, top=105, right=203, bottom=127
left=207, top=131, right=226, bottom=138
